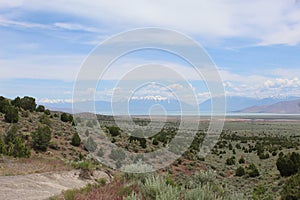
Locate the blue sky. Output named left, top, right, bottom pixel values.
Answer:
left=1, top=0, right=300, bottom=105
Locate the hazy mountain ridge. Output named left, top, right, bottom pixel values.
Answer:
left=239, top=98, right=300, bottom=114
left=41, top=96, right=300, bottom=114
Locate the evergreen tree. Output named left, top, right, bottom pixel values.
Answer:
left=0, top=96, right=9, bottom=113
left=4, top=105, right=19, bottom=123
left=71, top=132, right=81, bottom=147
left=32, top=125, right=51, bottom=151
left=36, top=105, right=45, bottom=112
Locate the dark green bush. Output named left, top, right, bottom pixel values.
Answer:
left=258, top=152, right=270, bottom=159
left=4, top=105, right=19, bottom=123
left=236, top=166, right=246, bottom=176
left=152, top=138, right=159, bottom=145
left=0, top=96, right=9, bottom=113
left=32, top=125, right=51, bottom=151
left=11, top=96, right=21, bottom=108
left=228, top=143, right=233, bottom=150
left=2, top=125, right=30, bottom=158
left=108, top=126, right=121, bottom=137
left=10, top=137, right=31, bottom=158
left=276, top=152, right=300, bottom=177
left=238, top=156, right=245, bottom=164
left=19, top=96, right=36, bottom=112
left=71, top=132, right=81, bottom=147
left=44, top=109, right=51, bottom=115
left=235, top=143, right=241, bottom=149
left=36, top=105, right=45, bottom=112
left=61, top=113, right=73, bottom=123
left=225, top=156, right=235, bottom=165
left=247, top=163, right=260, bottom=177
left=129, top=136, right=147, bottom=148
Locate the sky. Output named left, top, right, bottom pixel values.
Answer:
left=1, top=0, right=300, bottom=105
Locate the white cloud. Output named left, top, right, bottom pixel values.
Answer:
left=0, top=54, right=83, bottom=81
left=131, top=95, right=168, bottom=101
left=264, top=77, right=300, bottom=88
left=0, top=16, right=101, bottom=33
left=38, top=98, right=73, bottom=104
left=53, top=22, right=99, bottom=32
left=5, top=0, right=299, bottom=46
left=0, top=16, right=50, bottom=29
left=223, top=76, right=300, bottom=99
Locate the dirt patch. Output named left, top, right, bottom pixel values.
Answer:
left=0, top=170, right=110, bottom=200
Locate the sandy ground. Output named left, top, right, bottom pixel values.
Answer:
left=0, top=170, right=110, bottom=200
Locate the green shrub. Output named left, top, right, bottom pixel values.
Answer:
left=10, top=137, right=31, bottom=158
left=252, top=184, right=273, bottom=200
left=61, top=113, right=73, bottom=123
left=44, top=109, right=51, bottom=115
left=5, top=124, right=18, bottom=144
left=97, top=178, right=106, bottom=186
left=228, top=143, right=233, bottom=150
left=36, top=105, right=45, bottom=112
left=121, top=160, right=154, bottom=175
left=185, top=183, right=219, bottom=200
left=39, top=114, right=51, bottom=126
left=108, top=126, right=121, bottom=137
left=63, top=189, right=76, bottom=200
left=238, top=156, right=245, bottom=164
left=4, top=105, right=19, bottom=123
left=258, top=153, right=270, bottom=160
left=140, top=175, right=182, bottom=200
left=225, top=156, right=235, bottom=165
left=281, top=171, right=300, bottom=200
left=19, top=96, right=36, bottom=112
left=2, top=125, right=30, bottom=158
left=73, top=160, right=95, bottom=171
left=235, top=143, right=241, bottom=149
left=129, top=136, right=147, bottom=149
left=152, top=138, right=159, bottom=145
left=276, top=152, right=300, bottom=177
left=0, top=139, right=7, bottom=155
left=187, top=170, right=217, bottom=189
left=236, top=166, right=245, bottom=176
left=11, top=96, right=21, bottom=108
left=71, top=132, right=81, bottom=147
left=32, top=125, right=51, bottom=151
left=247, top=163, right=260, bottom=177
left=0, top=96, right=9, bottom=113
left=125, top=192, right=138, bottom=200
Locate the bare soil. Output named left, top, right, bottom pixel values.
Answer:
left=0, top=170, right=110, bottom=200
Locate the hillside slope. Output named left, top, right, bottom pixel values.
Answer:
left=239, top=99, right=300, bottom=114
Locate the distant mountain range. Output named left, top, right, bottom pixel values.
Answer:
left=41, top=96, right=300, bottom=115
left=199, top=96, right=299, bottom=112
left=239, top=99, right=300, bottom=114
